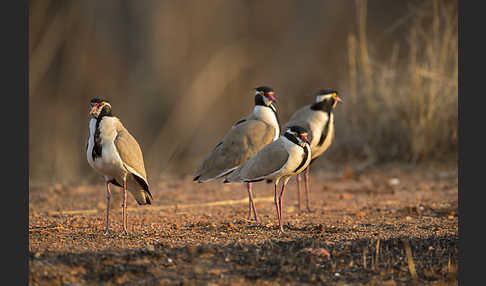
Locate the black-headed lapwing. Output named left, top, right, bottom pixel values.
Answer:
left=282, top=89, right=341, bottom=212
left=86, top=98, right=152, bottom=235
left=193, top=86, right=280, bottom=221
left=224, top=126, right=311, bottom=233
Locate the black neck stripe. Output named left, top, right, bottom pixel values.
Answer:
left=317, top=111, right=332, bottom=147
left=294, top=145, right=310, bottom=173
left=91, top=109, right=114, bottom=160
left=92, top=117, right=103, bottom=160
left=255, top=94, right=265, bottom=106
left=310, top=100, right=333, bottom=112
left=284, top=132, right=300, bottom=146
left=270, top=103, right=280, bottom=128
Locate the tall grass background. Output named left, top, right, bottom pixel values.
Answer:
left=29, top=0, right=457, bottom=185
left=337, top=0, right=458, bottom=164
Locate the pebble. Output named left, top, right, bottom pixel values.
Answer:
left=389, top=178, right=400, bottom=186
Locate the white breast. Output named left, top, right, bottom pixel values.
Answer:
left=278, top=136, right=306, bottom=174
left=319, top=113, right=334, bottom=149
left=86, top=118, right=97, bottom=168
left=308, top=111, right=329, bottom=147
left=253, top=105, right=280, bottom=141
left=86, top=117, right=126, bottom=179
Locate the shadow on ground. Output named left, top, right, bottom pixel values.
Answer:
left=30, top=236, right=458, bottom=286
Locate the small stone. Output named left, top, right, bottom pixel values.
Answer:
left=388, top=178, right=400, bottom=186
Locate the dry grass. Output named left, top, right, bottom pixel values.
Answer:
left=342, top=0, right=458, bottom=162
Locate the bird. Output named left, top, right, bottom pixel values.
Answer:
left=193, top=86, right=280, bottom=221
left=224, top=125, right=312, bottom=233
left=86, top=98, right=153, bottom=235
left=282, top=89, right=342, bottom=212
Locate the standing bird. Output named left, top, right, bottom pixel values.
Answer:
left=224, top=126, right=311, bottom=233
left=86, top=98, right=152, bottom=235
left=193, top=86, right=280, bottom=221
left=282, top=89, right=342, bottom=212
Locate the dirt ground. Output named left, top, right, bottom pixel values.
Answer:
left=29, top=163, right=458, bottom=286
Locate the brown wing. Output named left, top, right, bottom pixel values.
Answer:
left=226, top=139, right=289, bottom=182
left=194, top=119, right=275, bottom=181
left=114, top=127, right=148, bottom=184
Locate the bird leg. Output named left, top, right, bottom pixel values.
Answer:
left=122, top=176, right=128, bottom=235
left=304, top=166, right=312, bottom=212
left=296, top=174, right=302, bottom=212
left=104, top=181, right=112, bottom=235
left=278, top=181, right=288, bottom=233
left=274, top=182, right=280, bottom=225
left=246, top=182, right=259, bottom=221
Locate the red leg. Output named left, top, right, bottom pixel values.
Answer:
left=296, top=174, right=302, bottom=212
left=246, top=183, right=252, bottom=220
left=304, top=166, right=312, bottom=212
left=122, top=176, right=128, bottom=235
left=278, top=180, right=288, bottom=233
left=104, top=181, right=112, bottom=235
left=247, top=182, right=259, bottom=221
left=274, top=182, right=280, bottom=225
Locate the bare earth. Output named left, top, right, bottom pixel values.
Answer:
left=29, top=163, right=458, bottom=286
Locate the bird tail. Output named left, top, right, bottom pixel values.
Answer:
left=131, top=189, right=152, bottom=205
left=223, top=168, right=241, bottom=183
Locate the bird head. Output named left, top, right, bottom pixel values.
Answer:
left=89, top=98, right=112, bottom=119
left=314, top=88, right=342, bottom=108
left=285, top=125, right=310, bottom=147
left=254, top=86, right=276, bottom=107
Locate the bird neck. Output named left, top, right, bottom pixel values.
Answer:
left=253, top=105, right=280, bottom=140
left=310, top=101, right=333, bottom=113
left=283, top=133, right=301, bottom=147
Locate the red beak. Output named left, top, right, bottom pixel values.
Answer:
left=266, top=92, right=276, bottom=102
left=300, top=134, right=309, bottom=143
left=90, top=103, right=100, bottom=114
left=335, top=96, right=342, bottom=103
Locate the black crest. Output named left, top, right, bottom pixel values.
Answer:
left=314, top=88, right=338, bottom=96
left=255, top=86, right=274, bottom=94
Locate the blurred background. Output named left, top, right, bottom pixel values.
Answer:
left=29, top=0, right=457, bottom=186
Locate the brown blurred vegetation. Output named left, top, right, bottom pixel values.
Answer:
left=29, top=0, right=457, bottom=185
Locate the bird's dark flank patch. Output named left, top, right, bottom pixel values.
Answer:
left=233, top=119, right=246, bottom=126
left=244, top=178, right=265, bottom=183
